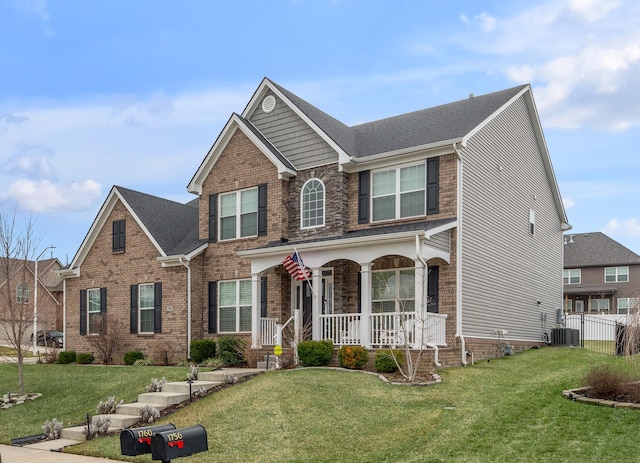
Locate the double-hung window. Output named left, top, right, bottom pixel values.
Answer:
left=372, top=163, right=425, bottom=222
left=219, top=280, right=252, bottom=333
left=618, top=298, right=638, bottom=315
left=301, top=179, right=325, bottom=228
left=563, top=269, right=581, bottom=284
left=17, top=284, right=29, bottom=304
left=220, top=188, right=258, bottom=240
left=371, top=269, right=415, bottom=313
left=139, top=283, right=155, bottom=334
left=605, top=266, right=629, bottom=283
left=88, top=288, right=102, bottom=334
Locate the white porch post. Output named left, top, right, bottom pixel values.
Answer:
left=251, top=273, right=260, bottom=348
left=414, top=259, right=426, bottom=348
left=360, top=262, right=372, bottom=348
left=311, top=268, right=322, bottom=340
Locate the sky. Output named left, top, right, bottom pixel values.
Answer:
left=1, top=0, right=639, bottom=264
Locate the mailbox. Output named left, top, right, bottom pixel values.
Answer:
left=120, top=424, right=176, bottom=456
left=151, top=425, right=208, bottom=462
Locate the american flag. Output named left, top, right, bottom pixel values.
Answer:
left=282, top=251, right=311, bottom=281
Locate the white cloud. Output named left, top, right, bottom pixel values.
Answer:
left=563, top=197, right=576, bottom=209
left=602, top=217, right=640, bottom=238
left=475, top=12, right=497, bottom=32
left=1, top=179, right=102, bottom=213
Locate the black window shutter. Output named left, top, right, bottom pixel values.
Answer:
left=79, top=289, right=87, bottom=335
left=426, top=157, right=439, bottom=215
left=260, top=276, right=268, bottom=318
left=357, top=272, right=362, bottom=313
left=208, top=281, right=217, bottom=333
left=427, top=266, right=439, bottom=313
left=154, top=282, right=162, bottom=333
left=100, top=287, right=108, bottom=333
left=208, top=194, right=218, bottom=242
left=112, top=220, right=126, bottom=252
left=258, top=184, right=268, bottom=236
left=358, top=171, right=370, bottom=224
left=130, top=285, right=138, bottom=334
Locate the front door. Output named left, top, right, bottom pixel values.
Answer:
left=575, top=300, right=584, bottom=313
left=292, top=269, right=334, bottom=341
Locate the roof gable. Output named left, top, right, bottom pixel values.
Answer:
left=564, top=232, right=640, bottom=268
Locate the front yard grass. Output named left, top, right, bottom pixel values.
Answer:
left=4, top=347, right=640, bottom=462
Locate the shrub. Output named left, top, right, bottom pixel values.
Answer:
left=146, top=377, right=167, bottom=393
left=139, top=404, right=160, bottom=423
left=133, top=358, right=155, bottom=366
left=190, top=339, right=217, bottom=364
left=58, top=350, right=76, bottom=364
left=86, top=415, right=111, bottom=439
left=187, top=365, right=199, bottom=381
left=77, top=352, right=95, bottom=364
left=374, top=350, right=404, bottom=373
left=200, top=357, right=225, bottom=369
left=219, top=336, right=246, bottom=367
left=338, top=345, right=369, bottom=369
left=584, top=364, right=633, bottom=400
left=42, top=418, right=63, bottom=440
left=297, top=340, right=333, bottom=367
left=96, top=396, right=123, bottom=415
left=123, top=351, right=145, bottom=365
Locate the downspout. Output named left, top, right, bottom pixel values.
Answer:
left=62, top=278, right=67, bottom=351
left=416, top=235, right=441, bottom=367
left=453, top=142, right=468, bottom=366
left=178, top=257, right=192, bottom=360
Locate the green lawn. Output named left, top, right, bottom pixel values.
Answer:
left=4, top=348, right=640, bottom=462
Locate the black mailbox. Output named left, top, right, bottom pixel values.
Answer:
left=120, top=424, right=176, bottom=456
left=151, top=425, right=208, bottom=462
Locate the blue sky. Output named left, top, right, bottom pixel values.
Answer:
left=1, top=0, right=639, bottom=263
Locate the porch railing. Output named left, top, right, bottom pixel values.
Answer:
left=260, top=317, right=278, bottom=346
left=316, top=312, right=448, bottom=348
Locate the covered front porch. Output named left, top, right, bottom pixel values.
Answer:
left=241, top=220, right=456, bottom=350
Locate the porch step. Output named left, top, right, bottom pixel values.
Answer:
left=117, top=401, right=169, bottom=416
left=257, top=354, right=279, bottom=370
left=137, top=391, right=190, bottom=406
left=198, top=368, right=263, bottom=381
left=60, top=422, right=125, bottom=442
left=161, top=380, right=222, bottom=394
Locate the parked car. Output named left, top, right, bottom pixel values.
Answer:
left=31, top=330, right=63, bottom=348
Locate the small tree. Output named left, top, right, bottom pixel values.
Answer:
left=0, top=204, right=42, bottom=394
left=86, top=313, right=124, bottom=364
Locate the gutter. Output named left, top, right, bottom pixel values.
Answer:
left=453, top=142, right=468, bottom=366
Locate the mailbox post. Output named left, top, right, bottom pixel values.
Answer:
left=151, top=425, right=208, bottom=463
left=120, top=424, right=176, bottom=456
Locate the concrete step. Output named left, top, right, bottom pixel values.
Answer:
left=198, top=368, right=263, bottom=382
left=257, top=361, right=278, bottom=370
left=100, top=413, right=141, bottom=429
left=137, top=391, right=190, bottom=406
left=61, top=424, right=124, bottom=442
left=118, top=401, right=169, bottom=416
left=162, top=380, right=222, bottom=394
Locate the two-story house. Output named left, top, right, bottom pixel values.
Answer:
left=563, top=232, right=640, bottom=314
left=59, top=77, right=569, bottom=367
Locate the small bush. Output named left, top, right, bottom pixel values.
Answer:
left=58, top=350, right=76, bottom=364
left=219, top=336, right=246, bottom=367
left=133, top=358, right=155, bottom=366
left=77, top=352, right=95, bottom=364
left=187, top=365, right=199, bottom=381
left=86, top=415, right=111, bottom=439
left=123, top=351, right=145, bottom=365
left=374, top=350, right=404, bottom=373
left=200, top=357, right=225, bottom=369
left=42, top=418, right=63, bottom=440
left=96, top=396, right=123, bottom=415
left=585, top=364, right=633, bottom=400
left=338, top=345, right=369, bottom=369
left=190, top=339, right=217, bottom=364
left=139, top=404, right=160, bottom=423
left=297, top=340, right=333, bottom=367
left=146, top=377, right=167, bottom=393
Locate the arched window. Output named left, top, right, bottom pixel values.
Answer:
left=301, top=179, right=325, bottom=228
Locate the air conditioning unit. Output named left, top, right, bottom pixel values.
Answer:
left=551, top=328, right=579, bottom=347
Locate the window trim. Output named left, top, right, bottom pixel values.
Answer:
left=219, top=187, right=259, bottom=241
left=371, top=162, right=426, bottom=223
left=563, top=269, right=581, bottom=285
left=87, top=288, right=101, bottom=334
left=300, top=178, right=325, bottom=229
left=371, top=268, right=416, bottom=313
left=218, top=279, right=252, bottom=333
left=605, top=266, right=629, bottom=283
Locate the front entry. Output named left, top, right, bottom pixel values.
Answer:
left=292, top=269, right=333, bottom=341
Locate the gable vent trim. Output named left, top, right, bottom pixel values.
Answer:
left=262, top=95, right=276, bottom=113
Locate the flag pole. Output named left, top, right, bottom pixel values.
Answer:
left=294, top=247, right=316, bottom=298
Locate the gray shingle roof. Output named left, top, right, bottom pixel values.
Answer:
left=564, top=232, right=640, bottom=268
left=116, top=186, right=205, bottom=256
left=271, top=79, right=527, bottom=158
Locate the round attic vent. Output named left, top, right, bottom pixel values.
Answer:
left=262, top=95, right=276, bottom=113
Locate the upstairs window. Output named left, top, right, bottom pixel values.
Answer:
left=563, top=269, right=581, bottom=285
left=17, top=284, right=29, bottom=304
left=112, top=219, right=126, bottom=252
left=372, top=163, right=425, bottom=222
left=301, top=179, right=325, bottom=228
left=605, top=266, right=629, bottom=283
left=220, top=188, right=258, bottom=241
left=529, top=209, right=536, bottom=236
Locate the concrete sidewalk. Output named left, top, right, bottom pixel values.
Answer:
left=0, top=443, right=121, bottom=462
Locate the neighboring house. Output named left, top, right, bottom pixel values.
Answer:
left=563, top=232, right=640, bottom=315
left=59, top=78, right=569, bottom=367
left=0, top=257, right=63, bottom=338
